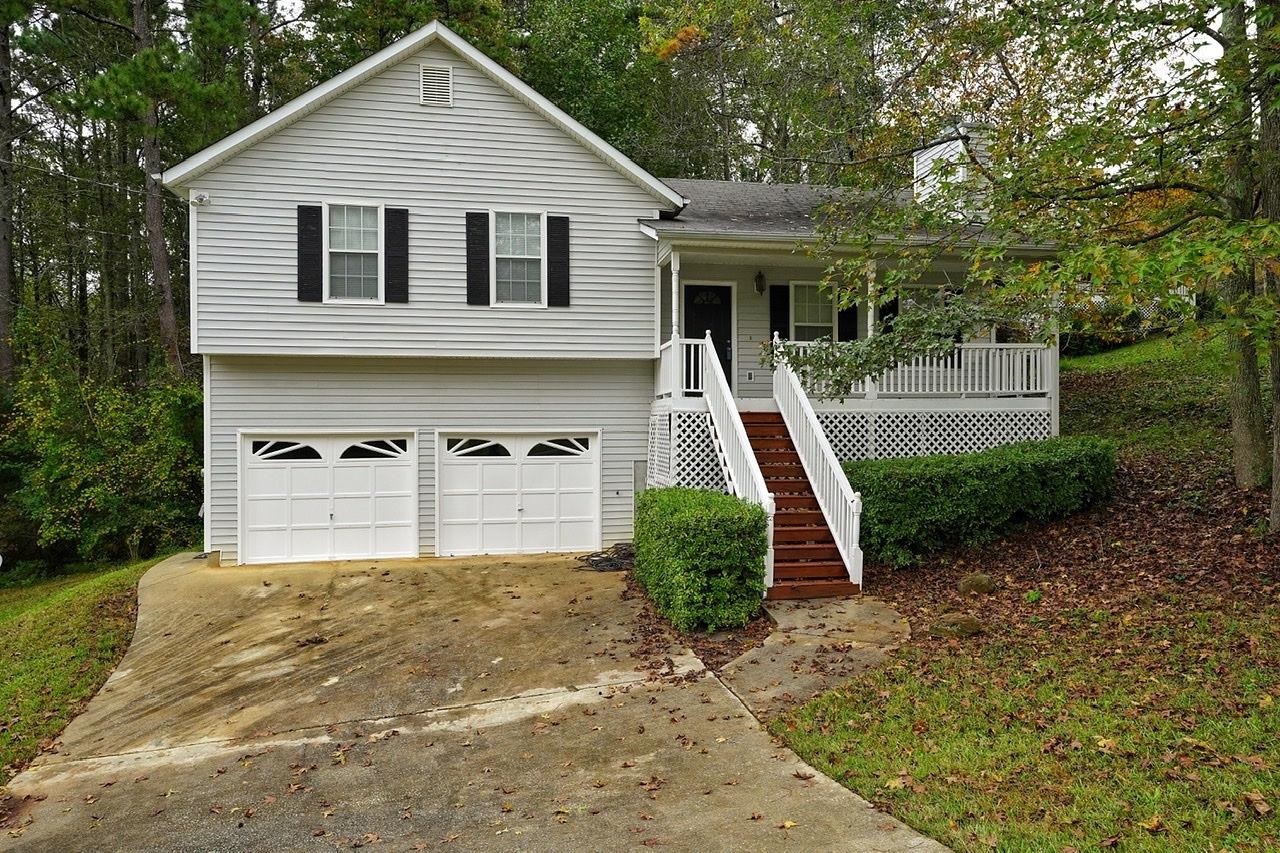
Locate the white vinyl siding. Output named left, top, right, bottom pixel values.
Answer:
left=492, top=211, right=543, bottom=305
left=206, top=355, right=651, bottom=563
left=190, top=40, right=660, bottom=358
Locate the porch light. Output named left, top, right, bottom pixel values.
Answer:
left=753, top=270, right=766, bottom=295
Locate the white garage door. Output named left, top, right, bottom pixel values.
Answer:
left=438, top=434, right=600, bottom=556
left=242, top=435, right=417, bottom=564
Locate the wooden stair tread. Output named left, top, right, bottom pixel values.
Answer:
left=766, top=579, right=861, bottom=600
left=773, top=527, right=836, bottom=543
left=774, top=509, right=824, bottom=524
left=773, top=561, right=848, bottom=579
left=774, top=542, right=841, bottom=559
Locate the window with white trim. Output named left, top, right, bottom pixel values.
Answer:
left=328, top=204, right=380, bottom=300
left=792, top=283, right=834, bottom=341
left=493, top=212, right=543, bottom=304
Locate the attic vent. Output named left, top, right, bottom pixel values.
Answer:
left=420, top=64, right=453, bottom=107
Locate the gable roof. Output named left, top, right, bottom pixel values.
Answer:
left=161, top=21, right=685, bottom=209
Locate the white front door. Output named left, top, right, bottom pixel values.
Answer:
left=241, top=435, right=417, bottom=564
left=437, top=434, right=600, bottom=556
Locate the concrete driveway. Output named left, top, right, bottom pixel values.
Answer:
left=4, top=552, right=943, bottom=852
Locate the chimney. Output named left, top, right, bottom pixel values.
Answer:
left=913, top=122, right=991, bottom=217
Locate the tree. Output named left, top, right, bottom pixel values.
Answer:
left=674, top=0, right=1280, bottom=523
left=644, top=0, right=951, bottom=180
left=306, top=0, right=509, bottom=79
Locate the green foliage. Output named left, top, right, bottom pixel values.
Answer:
left=844, top=437, right=1116, bottom=567
left=643, top=0, right=947, bottom=181
left=633, top=487, right=767, bottom=632
left=307, top=0, right=510, bottom=79
left=515, top=0, right=674, bottom=175
left=2, top=328, right=202, bottom=563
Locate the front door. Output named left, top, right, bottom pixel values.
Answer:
left=684, top=284, right=733, bottom=388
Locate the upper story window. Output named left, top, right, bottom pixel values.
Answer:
left=492, top=211, right=544, bottom=305
left=792, top=282, right=834, bottom=341
left=328, top=204, right=381, bottom=301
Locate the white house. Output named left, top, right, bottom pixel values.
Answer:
left=164, top=21, right=1058, bottom=599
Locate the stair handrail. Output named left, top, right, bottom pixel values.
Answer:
left=701, top=331, right=776, bottom=586
left=771, top=333, right=863, bottom=587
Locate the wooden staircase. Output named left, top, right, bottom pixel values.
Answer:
left=742, top=410, right=860, bottom=599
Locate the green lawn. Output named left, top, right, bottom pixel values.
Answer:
left=776, top=332, right=1280, bottom=851
left=0, top=559, right=158, bottom=781
left=778, top=599, right=1280, bottom=851
left=1060, top=330, right=1266, bottom=457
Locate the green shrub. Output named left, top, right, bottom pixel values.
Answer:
left=4, top=365, right=202, bottom=564
left=633, top=487, right=767, bottom=632
left=844, top=437, right=1116, bottom=567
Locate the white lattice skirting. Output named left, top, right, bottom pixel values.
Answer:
left=646, top=411, right=727, bottom=492
left=817, top=408, right=1052, bottom=460
left=646, top=413, right=672, bottom=486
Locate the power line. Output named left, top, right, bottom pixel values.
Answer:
left=0, top=158, right=187, bottom=203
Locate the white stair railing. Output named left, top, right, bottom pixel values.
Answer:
left=701, top=330, right=776, bottom=586
left=772, top=333, right=864, bottom=588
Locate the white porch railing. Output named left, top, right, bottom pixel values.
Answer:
left=879, top=343, right=1048, bottom=396
left=792, top=342, right=1053, bottom=399
left=701, top=330, right=776, bottom=586
left=656, top=337, right=707, bottom=398
left=772, top=335, right=863, bottom=588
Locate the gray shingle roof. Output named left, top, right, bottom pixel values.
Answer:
left=646, top=178, right=844, bottom=239
left=647, top=178, right=1052, bottom=254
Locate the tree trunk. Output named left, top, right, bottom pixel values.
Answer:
left=1219, top=1, right=1270, bottom=489
left=132, top=0, right=183, bottom=376
left=0, top=22, right=16, bottom=385
left=1270, top=293, right=1280, bottom=532
left=1261, top=0, right=1280, bottom=531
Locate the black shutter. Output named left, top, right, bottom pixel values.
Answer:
left=297, top=205, right=322, bottom=302
left=768, top=285, right=790, bottom=340
left=880, top=296, right=899, bottom=332
left=547, top=215, right=570, bottom=306
left=385, top=208, right=409, bottom=303
left=837, top=304, right=859, bottom=342
left=465, top=212, right=490, bottom=306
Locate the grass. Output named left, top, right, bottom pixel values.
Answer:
left=1060, top=331, right=1238, bottom=457
left=776, top=599, right=1280, bottom=851
left=0, top=558, right=159, bottom=781
left=775, top=331, right=1280, bottom=851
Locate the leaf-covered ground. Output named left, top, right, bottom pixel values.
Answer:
left=774, top=334, right=1280, bottom=851
left=0, top=559, right=156, bottom=782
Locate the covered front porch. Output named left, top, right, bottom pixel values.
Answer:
left=640, top=179, right=1058, bottom=599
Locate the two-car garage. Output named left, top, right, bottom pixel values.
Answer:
left=239, top=431, right=601, bottom=564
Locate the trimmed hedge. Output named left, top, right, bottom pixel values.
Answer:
left=633, top=487, right=767, bottom=632
left=844, top=436, right=1116, bottom=567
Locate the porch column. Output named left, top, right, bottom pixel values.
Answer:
left=670, top=249, right=681, bottom=343
left=864, top=259, right=878, bottom=401
left=1048, top=333, right=1061, bottom=436
left=671, top=250, right=683, bottom=398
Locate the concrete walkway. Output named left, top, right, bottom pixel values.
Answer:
left=722, top=597, right=910, bottom=718
left=3, top=552, right=944, bottom=852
